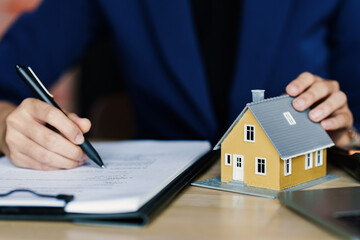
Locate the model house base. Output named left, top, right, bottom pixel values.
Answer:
left=192, top=175, right=338, bottom=199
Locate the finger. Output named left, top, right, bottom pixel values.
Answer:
left=17, top=119, right=86, bottom=162
left=9, top=152, right=60, bottom=170
left=23, top=99, right=85, bottom=145
left=292, top=80, right=340, bottom=111
left=320, top=108, right=353, bottom=131
left=309, top=91, right=347, bottom=122
left=13, top=132, right=82, bottom=169
left=286, top=72, right=321, bottom=97
left=68, top=113, right=91, bottom=133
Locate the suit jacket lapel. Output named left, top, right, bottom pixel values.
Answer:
left=142, top=0, right=295, bottom=134
left=143, top=0, right=216, bottom=133
left=229, top=0, right=295, bottom=121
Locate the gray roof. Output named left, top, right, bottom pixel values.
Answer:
left=213, top=95, right=334, bottom=160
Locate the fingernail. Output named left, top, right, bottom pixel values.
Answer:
left=288, top=85, right=298, bottom=95
left=75, top=134, right=84, bottom=144
left=310, top=109, right=322, bottom=121
left=294, top=98, right=305, bottom=109
left=82, top=154, right=88, bottom=161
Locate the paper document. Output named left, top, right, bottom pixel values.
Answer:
left=0, top=140, right=210, bottom=214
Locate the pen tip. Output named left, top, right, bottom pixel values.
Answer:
left=101, top=165, right=105, bottom=169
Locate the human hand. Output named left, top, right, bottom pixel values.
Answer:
left=0, top=98, right=91, bottom=170
left=286, top=72, right=354, bottom=147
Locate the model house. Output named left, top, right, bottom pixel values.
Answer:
left=213, top=90, right=334, bottom=191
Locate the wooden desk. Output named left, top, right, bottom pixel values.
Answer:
left=0, top=160, right=358, bottom=240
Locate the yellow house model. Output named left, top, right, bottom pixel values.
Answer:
left=213, top=90, right=334, bottom=191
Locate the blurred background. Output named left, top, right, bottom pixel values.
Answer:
left=0, top=0, right=74, bottom=112
left=0, top=0, right=135, bottom=139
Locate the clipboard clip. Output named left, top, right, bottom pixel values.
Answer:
left=0, top=189, right=74, bottom=215
left=0, top=189, right=74, bottom=204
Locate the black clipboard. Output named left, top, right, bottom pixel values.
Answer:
left=0, top=150, right=219, bottom=226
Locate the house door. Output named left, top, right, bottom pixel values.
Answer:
left=233, top=155, right=244, bottom=181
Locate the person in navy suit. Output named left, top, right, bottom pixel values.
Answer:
left=0, top=0, right=358, bottom=170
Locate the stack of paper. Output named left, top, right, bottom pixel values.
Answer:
left=0, top=140, right=211, bottom=214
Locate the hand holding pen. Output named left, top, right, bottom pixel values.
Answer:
left=0, top=65, right=103, bottom=170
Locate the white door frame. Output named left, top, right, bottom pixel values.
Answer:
left=233, top=154, right=244, bottom=181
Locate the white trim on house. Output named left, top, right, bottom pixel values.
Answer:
left=225, top=153, right=232, bottom=166
left=255, top=157, right=266, bottom=175
left=244, top=124, right=255, bottom=142
left=279, top=144, right=333, bottom=160
left=305, top=152, right=313, bottom=170
left=315, top=150, right=323, bottom=167
left=233, top=154, right=244, bottom=181
left=284, top=158, right=292, bottom=176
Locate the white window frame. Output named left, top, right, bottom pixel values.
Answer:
left=244, top=124, right=255, bottom=142
left=225, top=153, right=232, bottom=166
left=284, top=158, right=292, bottom=176
left=305, top=152, right=313, bottom=170
left=255, top=157, right=266, bottom=175
left=315, top=150, right=323, bottom=167
left=283, top=111, right=296, bottom=125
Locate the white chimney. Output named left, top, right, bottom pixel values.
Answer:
left=251, top=89, right=265, bottom=102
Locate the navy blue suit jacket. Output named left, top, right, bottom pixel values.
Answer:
left=0, top=0, right=359, bottom=143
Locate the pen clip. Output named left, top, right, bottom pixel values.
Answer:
left=27, top=67, right=54, bottom=98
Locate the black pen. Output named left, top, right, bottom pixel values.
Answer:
left=15, top=64, right=105, bottom=169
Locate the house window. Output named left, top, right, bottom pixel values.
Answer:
left=225, top=154, right=232, bottom=166
left=305, top=153, right=313, bottom=170
left=284, top=158, right=292, bottom=176
left=236, top=156, right=241, bottom=167
left=283, top=111, right=296, bottom=125
left=244, top=125, right=255, bottom=142
left=255, top=158, right=266, bottom=175
left=315, top=150, right=323, bottom=167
